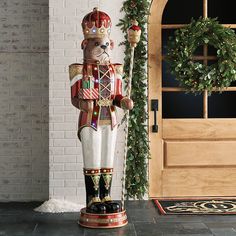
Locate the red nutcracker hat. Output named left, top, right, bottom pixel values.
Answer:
left=82, top=7, right=112, bottom=39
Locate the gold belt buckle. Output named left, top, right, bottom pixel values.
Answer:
left=97, top=99, right=113, bottom=107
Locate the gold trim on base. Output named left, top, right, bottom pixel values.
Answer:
left=87, top=197, right=101, bottom=207
left=79, top=221, right=128, bottom=229
left=78, top=208, right=128, bottom=229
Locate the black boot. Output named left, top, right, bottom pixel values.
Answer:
left=84, top=169, right=106, bottom=214
left=100, top=168, right=121, bottom=213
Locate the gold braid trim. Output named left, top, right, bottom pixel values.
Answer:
left=101, top=196, right=112, bottom=203
left=87, top=197, right=101, bottom=207
left=84, top=168, right=100, bottom=175
left=101, top=168, right=113, bottom=174
left=102, top=173, right=112, bottom=190
left=97, top=99, right=113, bottom=107
left=91, top=175, right=100, bottom=191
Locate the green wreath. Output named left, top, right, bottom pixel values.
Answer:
left=166, top=17, right=236, bottom=93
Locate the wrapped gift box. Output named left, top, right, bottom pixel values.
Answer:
left=78, top=88, right=99, bottom=99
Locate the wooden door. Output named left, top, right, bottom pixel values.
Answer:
left=149, top=0, right=236, bottom=197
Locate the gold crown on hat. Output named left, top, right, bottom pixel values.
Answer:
left=82, top=8, right=112, bottom=39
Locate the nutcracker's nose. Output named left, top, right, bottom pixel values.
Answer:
left=101, top=45, right=107, bottom=50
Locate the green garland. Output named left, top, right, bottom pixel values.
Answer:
left=166, top=17, right=236, bottom=93
left=118, top=0, right=151, bottom=199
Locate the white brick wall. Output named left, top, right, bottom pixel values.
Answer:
left=0, top=0, right=49, bottom=201
left=49, top=0, right=126, bottom=204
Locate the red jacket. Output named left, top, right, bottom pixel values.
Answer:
left=69, top=62, right=125, bottom=139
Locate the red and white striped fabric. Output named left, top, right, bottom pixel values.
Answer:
left=78, top=88, right=99, bottom=99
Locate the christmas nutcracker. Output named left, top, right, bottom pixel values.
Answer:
left=69, top=8, right=133, bottom=223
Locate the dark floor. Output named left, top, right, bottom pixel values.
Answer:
left=1, top=201, right=236, bottom=236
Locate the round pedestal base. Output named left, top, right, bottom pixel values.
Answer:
left=79, top=208, right=128, bottom=228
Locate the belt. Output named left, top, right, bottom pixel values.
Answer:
left=97, top=99, right=113, bottom=107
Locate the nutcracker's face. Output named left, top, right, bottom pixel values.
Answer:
left=82, top=36, right=114, bottom=64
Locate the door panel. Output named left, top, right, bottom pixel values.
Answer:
left=164, top=141, right=236, bottom=167
left=162, top=169, right=236, bottom=196
left=163, top=119, right=236, bottom=140
left=149, top=0, right=236, bottom=197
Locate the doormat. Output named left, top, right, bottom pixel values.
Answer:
left=153, top=198, right=236, bottom=215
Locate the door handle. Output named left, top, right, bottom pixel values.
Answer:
left=151, top=99, right=158, bottom=133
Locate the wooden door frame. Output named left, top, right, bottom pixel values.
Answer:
left=148, top=0, right=168, bottom=198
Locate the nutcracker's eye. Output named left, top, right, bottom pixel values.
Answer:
left=106, top=42, right=109, bottom=46
left=95, top=42, right=99, bottom=46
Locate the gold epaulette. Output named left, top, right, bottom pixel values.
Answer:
left=69, top=64, right=83, bottom=80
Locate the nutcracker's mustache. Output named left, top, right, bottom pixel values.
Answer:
left=97, top=50, right=109, bottom=58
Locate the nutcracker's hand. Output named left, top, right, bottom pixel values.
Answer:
left=79, top=100, right=94, bottom=112
left=121, top=97, right=134, bottom=110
